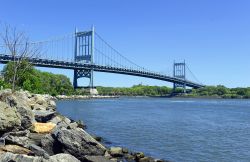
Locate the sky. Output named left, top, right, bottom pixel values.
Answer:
left=0, top=0, right=249, bottom=88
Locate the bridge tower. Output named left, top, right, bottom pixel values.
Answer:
left=173, top=61, right=186, bottom=93
left=73, top=26, right=95, bottom=92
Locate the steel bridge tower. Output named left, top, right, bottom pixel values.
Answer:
left=73, top=26, right=95, bottom=89
left=173, top=61, right=186, bottom=93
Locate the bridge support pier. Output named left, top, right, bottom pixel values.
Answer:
left=73, top=68, right=97, bottom=95
left=73, top=69, right=93, bottom=89
left=172, top=61, right=186, bottom=94
left=73, top=26, right=95, bottom=93
left=173, top=82, right=186, bottom=94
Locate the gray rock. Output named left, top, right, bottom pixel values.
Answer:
left=104, top=151, right=112, bottom=159
left=26, top=144, right=50, bottom=159
left=0, top=89, right=17, bottom=107
left=48, top=100, right=56, bottom=108
left=4, top=130, right=30, bottom=146
left=85, top=155, right=113, bottom=162
left=0, top=152, right=82, bottom=162
left=32, top=103, right=47, bottom=111
left=49, top=116, right=63, bottom=125
left=52, top=127, right=106, bottom=161
left=92, top=135, right=103, bottom=142
left=135, top=152, right=145, bottom=159
left=76, top=120, right=87, bottom=129
left=0, top=90, right=34, bottom=109
left=110, top=158, right=118, bottom=162
left=122, top=148, right=129, bottom=154
left=55, top=116, right=75, bottom=129
left=48, top=153, right=80, bottom=162
left=0, top=102, right=21, bottom=134
left=30, top=94, right=56, bottom=112
left=138, top=157, right=155, bottom=162
left=14, top=90, right=34, bottom=108
left=155, top=159, right=167, bottom=162
left=0, top=137, right=5, bottom=146
left=0, top=152, right=43, bottom=162
left=16, top=106, right=35, bottom=130
left=109, top=147, right=123, bottom=157
left=124, top=154, right=135, bottom=162
left=0, top=144, right=32, bottom=155
left=68, top=122, right=78, bottom=129
left=62, top=117, right=71, bottom=125
left=34, top=94, right=47, bottom=106
left=28, top=133, right=45, bottom=146
left=41, top=134, right=61, bottom=155
left=33, top=110, right=55, bottom=122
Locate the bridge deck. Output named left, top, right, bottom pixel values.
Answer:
left=0, top=54, right=204, bottom=88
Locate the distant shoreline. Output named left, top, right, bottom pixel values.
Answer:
left=149, top=95, right=250, bottom=99
left=56, top=94, right=250, bottom=100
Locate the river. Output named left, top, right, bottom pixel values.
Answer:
left=57, top=97, right=250, bottom=162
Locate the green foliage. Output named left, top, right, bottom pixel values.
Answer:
left=97, top=84, right=172, bottom=96
left=189, top=85, right=250, bottom=99
left=2, top=61, right=250, bottom=98
left=2, top=62, right=74, bottom=95
left=97, top=84, right=250, bottom=99
left=3, top=61, right=33, bottom=90
left=0, top=78, right=11, bottom=89
left=74, top=89, right=89, bottom=95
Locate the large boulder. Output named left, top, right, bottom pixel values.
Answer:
left=135, top=152, right=145, bottom=159
left=109, top=147, right=123, bottom=157
left=0, top=152, right=81, bottom=162
left=52, top=127, right=106, bottom=161
left=16, top=106, right=35, bottom=130
left=32, top=122, right=56, bottom=134
left=0, top=102, right=21, bottom=134
left=0, top=89, right=33, bottom=109
left=138, top=157, right=155, bottom=162
left=31, top=94, right=56, bottom=111
left=33, top=110, right=55, bottom=122
left=0, top=89, right=18, bottom=107
left=0, top=90, right=35, bottom=133
left=0, top=144, right=32, bottom=155
left=49, top=153, right=80, bottom=162
left=51, top=115, right=81, bottom=130
left=49, top=115, right=63, bottom=125
left=28, top=133, right=45, bottom=146
left=0, top=152, right=43, bottom=162
left=32, top=103, right=47, bottom=111
left=4, top=130, right=30, bottom=146
left=48, top=100, right=56, bottom=109
left=14, top=90, right=34, bottom=108
left=41, top=134, right=61, bottom=155
left=26, top=144, right=50, bottom=159
left=33, top=94, right=47, bottom=106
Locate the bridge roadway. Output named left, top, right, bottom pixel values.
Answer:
left=0, top=54, right=204, bottom=88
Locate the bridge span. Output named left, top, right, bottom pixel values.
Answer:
left=0, top=26, right=205, bottom=91
left=0, top=54, right=204, bottom=89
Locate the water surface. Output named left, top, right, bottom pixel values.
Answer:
left=57, top=98, right=250, bottom=162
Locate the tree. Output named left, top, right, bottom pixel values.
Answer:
left=0, top=24, right=40, bottom=92
left=2, top=62, right=74, bottom=95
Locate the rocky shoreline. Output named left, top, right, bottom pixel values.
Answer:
left=0, top=89, right=167, bottom=162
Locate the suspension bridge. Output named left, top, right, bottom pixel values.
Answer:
left=0, top=26, right=204, bottom=92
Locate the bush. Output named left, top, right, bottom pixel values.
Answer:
left=2, top=62, right=74, bottom=95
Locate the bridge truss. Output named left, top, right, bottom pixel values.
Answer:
left=0, top=26, right=204, bottom=90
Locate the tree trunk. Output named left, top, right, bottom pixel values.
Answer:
left=12, top=64, right=17, bottom=93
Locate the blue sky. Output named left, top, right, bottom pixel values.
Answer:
left=0, top=0, right=249, bottom=88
